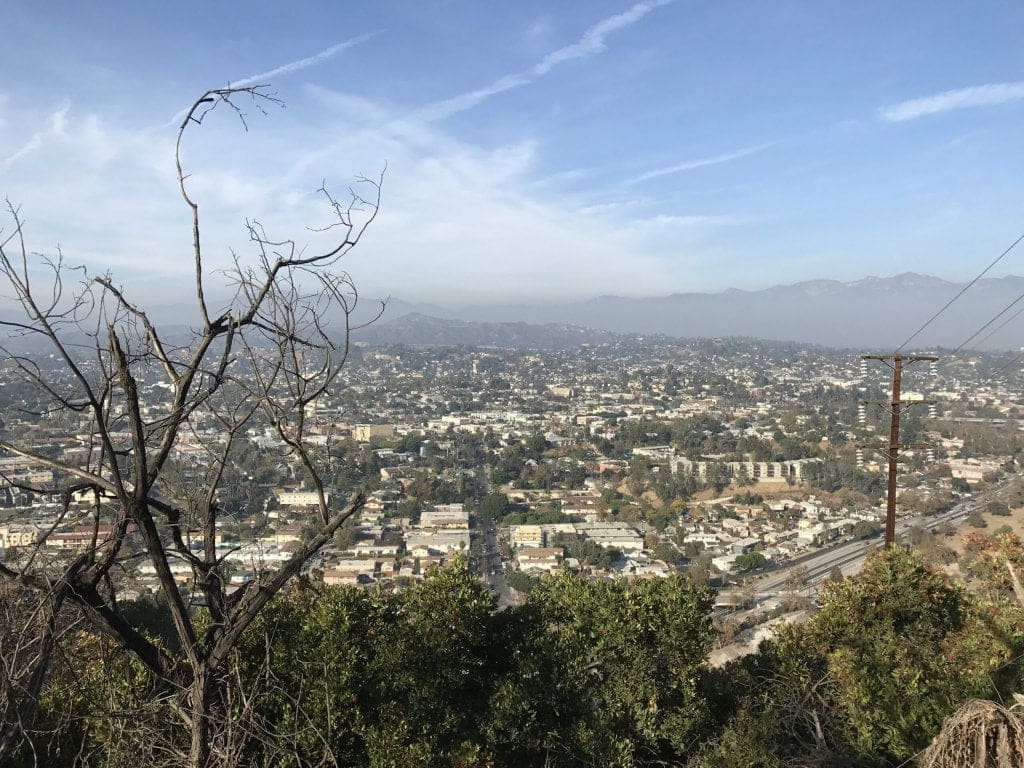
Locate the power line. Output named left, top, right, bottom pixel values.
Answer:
left=859, top=354, right=937, bottom=546
left=985, top=349, right=1024, bottom=380
left=973, top=302, right=1024, bottom=349
left=951, top=287, right=1024, bottom=354
left=897, top=232, right=1024, bottom=352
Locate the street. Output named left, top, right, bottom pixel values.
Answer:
left=751, top=497, right=977, bottom=599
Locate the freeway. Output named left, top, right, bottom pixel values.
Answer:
left=750, top=498, right=977, bottom=598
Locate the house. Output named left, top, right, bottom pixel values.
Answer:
left=276, top=489, right=330, bottom=507
left=948, top=458, right=1007, bottom=483
left=731, top=537, right=761, bottom=555
left=353, top=424, right=395, bottom=442
left=515, top=547, right=564, bottom=573
left=574, top=522, right=644, bottom=552
left=797, top=525, right=826, bottom=547
left=420, top=503, right=469, bottom=529
left=322, top=558, right=380, bottom=585
left=405, top=530, right=470, bottom=556
left=712, top=554, right=738, bottom=572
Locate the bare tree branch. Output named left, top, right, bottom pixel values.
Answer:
left=0, top=84, right=383, bottom=767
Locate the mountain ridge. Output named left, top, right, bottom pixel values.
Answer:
left=369, top=273, right=1024, bottom=349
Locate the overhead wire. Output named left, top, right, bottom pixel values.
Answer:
left=988, top=350, right=1024, bottom=379
left=896, top=232, right=1024, bottom=351
left=967, top=314, right=1024, bottom=383
left=951, top=287, right=1024, bottom=354
left=953, top=310, right=1024, bottom=383
left=972, top=301, right=1024, bottom=349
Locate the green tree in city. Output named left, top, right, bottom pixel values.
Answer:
left=487, top=572, right=717, bottom=767
left=704, top=548, right=1024, bottom=767
left=734, top=551, right=767, bottom=573
left=988, top=500, right=1012, bottom=516
left=479, top=491, right=511, bottom=519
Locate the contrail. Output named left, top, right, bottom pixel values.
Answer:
left=230, top=32, right=379, bottom=88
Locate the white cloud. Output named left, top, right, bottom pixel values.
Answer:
left=525, top=18, right=552, bottom=45
left=615, top=213, right=751, bottom=253
left=416, top=74, right=531, bottom=122
left=164, top=35, right=378, bottom=128
left=0, top=101, right=70, bottom=173
left=0, top=133, right=46, bottom=174
left=532, top=0, right=668, bottom=76
left=879, top=81, right=1024, bottom=122
left=627, top=142, right=774, bottom=184
left=230, top=33, right=378, bottom=89
left=633, top=213, right=746, bottom=227
left=418, top=0, right=669, bottom=121
left=198, top=88, right=717, bottom=301
left=2, top=79, right=749, bottom=306
left=50, top=101, right=70, bottom=134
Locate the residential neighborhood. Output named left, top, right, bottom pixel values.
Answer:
left=3, top=337, right=1022, bottom=643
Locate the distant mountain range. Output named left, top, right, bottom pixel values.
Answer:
left=5, top=273, right=1020, bottom=352
left=357, top=273, right=1024, bottom=350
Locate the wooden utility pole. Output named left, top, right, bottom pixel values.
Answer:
left=859, top=353, right=938, bottom=545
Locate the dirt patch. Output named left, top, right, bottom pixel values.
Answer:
left=743, top=479, right=794, bottom=493
left=945, top=503, right=1024, bottom=558
left=641, top=490, right=664, bottom=508
left=691, top=488, right=720, bottom=502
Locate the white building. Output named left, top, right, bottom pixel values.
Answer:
left=420, top=503, right=469, bottom=529
left=277, top=490, right=330, bottom=507
left=405, top=530, right=470, bottom=556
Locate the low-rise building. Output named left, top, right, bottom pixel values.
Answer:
left=405, top=529, right=470, bottom=556
left=515, top=546, right=564, bottom=572
left=353, top=424, right=395, bottom=442
left=420, top=503, right=469, bottom=529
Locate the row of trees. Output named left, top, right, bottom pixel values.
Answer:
left=8, top=567, right=718, bottom=767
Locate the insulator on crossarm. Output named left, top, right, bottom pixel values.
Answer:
left=858, top=404, right=867, bottom=424
left=928, top=404, right=937, bottom=418
left=926, top=449, right=935, bottom=462
left=859, top=360, right=868, bottom=379
left=856, top=449, right=864, bottom=468
left=930, top=360, right=938, bottom=377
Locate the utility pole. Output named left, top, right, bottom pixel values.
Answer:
left=859, top=354, right=938, bottom=545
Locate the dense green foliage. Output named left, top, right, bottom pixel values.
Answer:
left=565, top=537, right=621, bottom=569
left=701, top=548, right=1024, bottom=767
left=734, top=551, right=768, bottom=572
left=11, top=550, right=1024, bottom=767
left=479, top=491, right=511, bottom=519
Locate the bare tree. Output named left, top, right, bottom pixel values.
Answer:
left=0, top=578, right=82, bottom=763
left=0, top=86, right=382, bottom=767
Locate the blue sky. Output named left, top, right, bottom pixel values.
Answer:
left=2, top=1, right=1024, bottom=304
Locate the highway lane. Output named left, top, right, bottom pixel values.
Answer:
left=750, top=498, right=976, bottom=598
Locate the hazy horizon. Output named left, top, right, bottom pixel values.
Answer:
left=5, top=270, right=1021, bottom=351
left=3, top=2, right=1024, bottom=305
